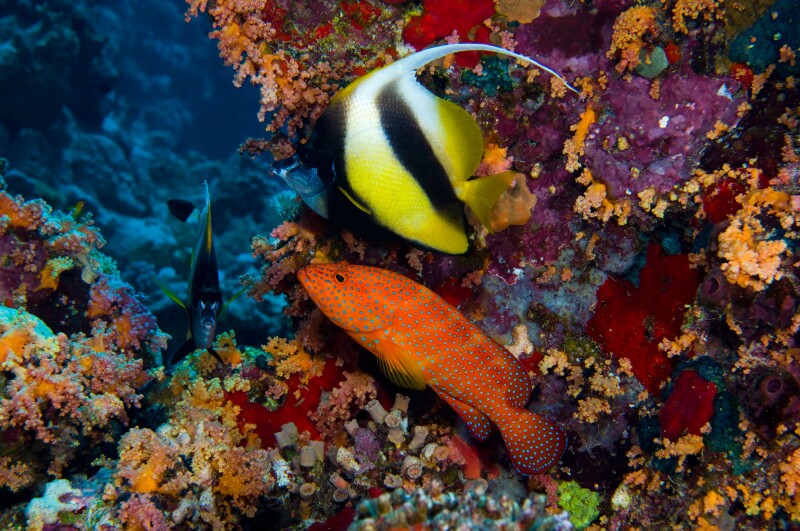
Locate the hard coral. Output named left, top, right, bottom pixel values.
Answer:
left=351, top=479, right=571, bottom=530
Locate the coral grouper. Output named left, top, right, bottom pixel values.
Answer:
left=298, top=263, right=566, bottom=474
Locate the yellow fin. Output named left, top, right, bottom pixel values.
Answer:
left=462, top=171, right=517, bottom=232
left=357, top=331, right=426, bottom=390
left=435, top=97, right=484, bottom=181
left=337, top=186, right=372, bottom=215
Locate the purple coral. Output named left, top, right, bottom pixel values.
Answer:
left=583, top=68, right=744, bottom=199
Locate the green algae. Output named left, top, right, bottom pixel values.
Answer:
left=635, top=46, right=669, bottom=79
left=557, top=480, right=600, bottom=530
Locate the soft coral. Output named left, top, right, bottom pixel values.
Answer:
left=587, top=244, right=702, bottom=394
left=402, top=0, right=495, bottom=66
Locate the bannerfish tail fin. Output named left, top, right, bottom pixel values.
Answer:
left=169, top=336, right=197, bottom=367
left=492, top=406, right=566, bottom=475
left=207, top=347, right=224, bottom=364
left=388, top=43, right=579, bottom=95
left=167, top=199, right=197, bottom=222
left=461, top=170, right=517, bottom=231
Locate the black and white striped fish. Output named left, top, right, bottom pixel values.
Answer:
left=273, top=43, right=577, bottom=254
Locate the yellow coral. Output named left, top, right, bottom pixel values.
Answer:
left=607, top=6, right=658, bottom=72
left=780, top=448, right=800, bottom=498
left=573, top=397, right=612, bottom=423
left=0, top=457, right=34, bottom=492
left=655, top=434, right=704, bottom=471
left=263, top=336, right=324, bottom=384
left=0, top=327, right=31, bottom=365
left=564, top=104, right=596, bottom=172
left=702, top=490, right=726, bottom=517
left=476, top=142, right=512, bottom=176
left=671, top=0, right=723, bottom=34
left=539, top=349, right=571, bottom=376
left=37, top=257, right=74, bottom=291
left=574, top=170, right=632, bottom=225
left=717, top=188, right=791, bottom=291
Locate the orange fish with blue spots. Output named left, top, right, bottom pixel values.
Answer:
left=297, top=263, right=566, bottom=475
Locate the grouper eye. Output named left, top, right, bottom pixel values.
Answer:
left=334, top=273, right=346, bottom=283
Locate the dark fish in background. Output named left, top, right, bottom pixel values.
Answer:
left=273, top=43, right=577, bottom=255
left=160, top=181, right=227, bottom=367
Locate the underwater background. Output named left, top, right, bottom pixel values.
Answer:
left=1, top=0, right=799, bottom=529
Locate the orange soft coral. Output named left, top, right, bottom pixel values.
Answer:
left=717, top=188, right=792, bottom=291
left=185, top=0, right=402, bottom=135
left=607, top=6, right=659, bottom=73
left=670, top=0, right=723, bottom=34
left=111, top=377, right=274, bottom=526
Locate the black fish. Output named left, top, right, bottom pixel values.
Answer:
left=161, top=182, right=225, bottom=366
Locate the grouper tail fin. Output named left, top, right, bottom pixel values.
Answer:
left=492, top=406, right=567, bottom=475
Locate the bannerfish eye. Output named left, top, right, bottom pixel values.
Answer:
left=335, top=273, right=346, bottom=283
left=297, top=147, right=315, bottom=168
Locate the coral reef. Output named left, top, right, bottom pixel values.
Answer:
left=351, top=479, right=572, bottom=530
left=0, top=188, right=165, bottom=490
left=0, top=0, right=799, bottom=529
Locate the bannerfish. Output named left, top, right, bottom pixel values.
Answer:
left=273, top=43, right=578, bottom=255
left=297, top=263, right=567, bottom=474
left=161, top=182, right=226, bottom=366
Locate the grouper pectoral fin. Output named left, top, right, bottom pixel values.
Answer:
left=355, top=330, right=426, bottom=391
left=433, top=387, right=493, bottom=442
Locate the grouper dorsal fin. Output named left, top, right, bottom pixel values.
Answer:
left=386, top=43, right=579, bottom=95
